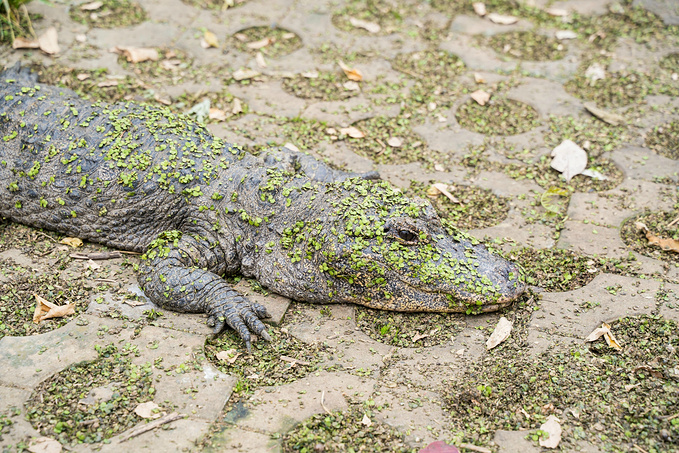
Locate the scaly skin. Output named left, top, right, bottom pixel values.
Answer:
left=0, top=63, right=525, bottom=350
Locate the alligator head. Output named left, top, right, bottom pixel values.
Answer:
left=256, top=178, right=525, bottom=313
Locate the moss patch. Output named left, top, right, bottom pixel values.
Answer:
left=392, top=50, right=466, bottom=80
left=564, top=69, right=649, bottom=108
left=442, top=315, right=679, bottom=452
left=180, top=0, right=247, bottom=10
left=456, top=98, right=540, bottom=136
left=660, top=52, right=679, bottom=72
left=620, top=210, right=679, bottom=265
left=406, top=181, right=509, bottom=230
left=231, top=26, right=302, bottom=58
left=331, top=0, right=414, bottom=35
left=356, top=306, right=466, bottom=348
left=485, top=31, right=567, bottom=61
left=26, top=343, right=156, bottom=444
left=646, top=120, right=679, bottom=160
left=282, top=404, right=410, bottom=452
left=282, top=72, right=359, bottom=101
left=69, top=0, right=146, bottom=29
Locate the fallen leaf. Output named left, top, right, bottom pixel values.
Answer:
left=585, top=322, right=622, bottom=350
left=583, top=102, right=624, bottom=126
left=361, top=413, right=372, bottom=427
left=474, top=73, right=486, bottom=83
left=281, top=32, right=296, bottom=40
left=486, top=316, right=512, bottom=349
left=201, top=30, right=219, bottom=49
left=246, top=37, right=275, bottom=50
left=80, top=1, right=103, bottom=10
left=428, top=102, right=437, bottom=111
left=154, top=94, right=171, bottom=105
left=208, top=108, right=227, bottom=121
left=349, top=17, right=381, bottom=33
left=123, top=298, right=146, bottom=307
left=471, top=89, right=490, bottom=106
left=27, top=437, right=62, bottom=453
left=232, top=98, right=243, bottom=115
left=412, top=332, right=429, bottom=342
left=134, top=401, right=161, bottom=419
left=436, top=113, right=447, bottom=123
left=540, top=186, right=569, bottom=213
left=187, top=99, right=211, bottom=123
left=97, top=80, right=119, bottom=87
left=427, top=183, right=460, bottom=203
left=255, top=52, right=267, bottom=68
left=338, top=60, right=363, bottom=81
left=550, top=139, right=587, bottom=182
left=419, top=440, right=460, bottom=453
left=232, top=68, right=261, bottom=81
left=38, top=27, right=60, bottom=55
left=85, top=259, right=100, bottom=270
left=487, top=13, right=518, bottom=24
left=636, top=222, right=679, bottom=253
left=472, top=2, right=487, bottom=16
left=545, top=7, right=568, bottom=16
left=584, top=63, right=606, bottom=84
left=340, top=126, right=365, bottom=138
left=284, top=143, right=300, bottom=152
left=539, top=415, right=562, bottom=448
left=434, top=163, right=445, bottom=172
left=555, top=30, right=577, bottom=40
left=233, top=33, right=247, bottom=42
left=343, top=80, right=360, bottom=91
left=60, top=237, right=83, bottom=248
left=301, top=70, right=319, bottom=78
left=580, top=169, right=608, bottom=180
left=12, top=36, right=40, bottom=49
left=75, top=34, right=87, bottom=43
left=114, top=46, right=159, bottom=63
left=216, top=349, right=240, bottom=364
left=387, top=137, right=403, bottom=147
left=160, top=59, right=182, bottom=71
left=33, top=294, right=75, bottom=323
left=76, top=73, right=90, bottom=81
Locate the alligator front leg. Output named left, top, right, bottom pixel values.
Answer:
left=137, top=230, right=271, bottom=351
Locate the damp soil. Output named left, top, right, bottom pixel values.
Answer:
left=455, top=98, right=540, bottom=136
left=69, top=0, right=146, bottom=29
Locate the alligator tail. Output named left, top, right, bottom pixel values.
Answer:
left=1, top=61, right=38, bottom=85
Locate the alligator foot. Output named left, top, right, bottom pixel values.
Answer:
left=206, top=296, right=272, bottom=353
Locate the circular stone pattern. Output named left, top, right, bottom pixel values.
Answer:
left=407, top=181, right=509, bottom=230
left=456, top=98, right=540, bottom=136
left=620, top=211, right=679, bottom=264
left=345, top=116, right=429, bottom=164
left=282, top=406, right=410, bottom=452
left=486, top=31, right=567, bottom=61
left=646, top=120, right=679, bottom=160
left=564, top=70, right=648, bottom=107
left=230, top=26, right=302, bottom=58
left=392, top=50, right=466, bottom=80
left=70, top=0, right=146, bottom=28
left=26, top=344, right=155, bottom=444
left=180, top=0, right=247, bottom=9
left=282, top=72, right=360, bottom=101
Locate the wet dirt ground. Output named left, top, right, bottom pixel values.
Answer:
left=1, top=0, right=679, bottom=452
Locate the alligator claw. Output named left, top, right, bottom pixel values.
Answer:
left=208, top=299, right=271, bottom=352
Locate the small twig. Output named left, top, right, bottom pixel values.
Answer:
left=459, top=443, right=492, bottom=453
left=33, top=230, right=59, bottom=243
left=280, top=355, right=310, bottom=366
left=117, top=412, right=183, bottom=442
left=319, top=391, right=332, bottom=416
left=667, top=214, right=679, bottom=228
left=20, top=4, right=36, bottom=40
left=633, top=445, right=649, bottom=453
left=664, top=412, right=679, bottom=421
left=395, top=66, right=424, bottom=80
left=70, top=251, right=123, bottom=260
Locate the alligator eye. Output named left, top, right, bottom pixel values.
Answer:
left=397, top=230, right=418, bottom=242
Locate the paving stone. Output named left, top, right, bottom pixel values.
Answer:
left=557, top=221, right=631, bottom=257
left=634, top=0, right=679, bottom=25
left=494, top=429, right=541, bottom=453
left=204, top=425, right=281, bottom=452
left=532, top=273, right=660, bottom=338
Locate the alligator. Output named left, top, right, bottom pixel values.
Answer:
left=0, top=63, right=525, bottom=350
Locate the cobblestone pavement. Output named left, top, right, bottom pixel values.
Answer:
left=1, top=0, right=679, bottom=452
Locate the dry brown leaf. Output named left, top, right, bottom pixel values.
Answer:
left=471, top=89, right=490, bottom=106
left=487, top=13, right=518, bottom=24
left=427, top=183, right=460, bottom=203
left=97, top=80, right=119, bottom=87
left=12, top=37, right=40, bottom=49
left=349, top=17, right=381, bottom=33
left=283, top=143, right=300, bottom=152
left=639, top=224, right=679, bottom=253
left=60, top=237, right=83, bottom=248
left=302, top=70, right=319, bottom=78
left=160, top=59, right=181, bottom=71
left=473, top=2, right=487, bottom=16
left=123, top=298, right=146, bottom=307
left=343, top=80, right=360, bottom=91
left=387, top=137, right=403, bottom=148
left=114, top=46, right=159, bottom=63
left=38, top=27, right=60, bottom=55
left=80, top=1, right=103, bottom=10
left=246, top=37, right=275, bottom=50
left=585, top=322, right=622, bottom=350
left=486, top=316, right=512, bottom=349
left=233, top=33, right=247, bottom=42
left=545, top=7, right=568, bottom=16
left=33, top=294, right=75, bottom=323
left=361, top=413, right=372, bottom=427
left=555, top=30, right=577, bottom=40
left=76, top=73, right=90, bottom=81
left=232, top=98, right=243, bottom=115
left=583, top=102, right=624, bottom=126
left=232, top=68, right=260, bottom=81
left=154, top=94, right=171, bottom=105
left=27, top=437, right=62, bottom=453
left=216, top=349, right=240, bottom=364
left=201, top=31, right=219, bottom=49
left=339, top=126, right=365, bottom=138
left=412, top=332, right=429, bottom=342
left=134, top=401, right=161, bottom=419
left=338, top=60, right=363, bottom=81
left=474, top=73, right=486, bottom=83
left=208, top=108, right=227, bottom=122
left=255, top=52, right=267, bottom=68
